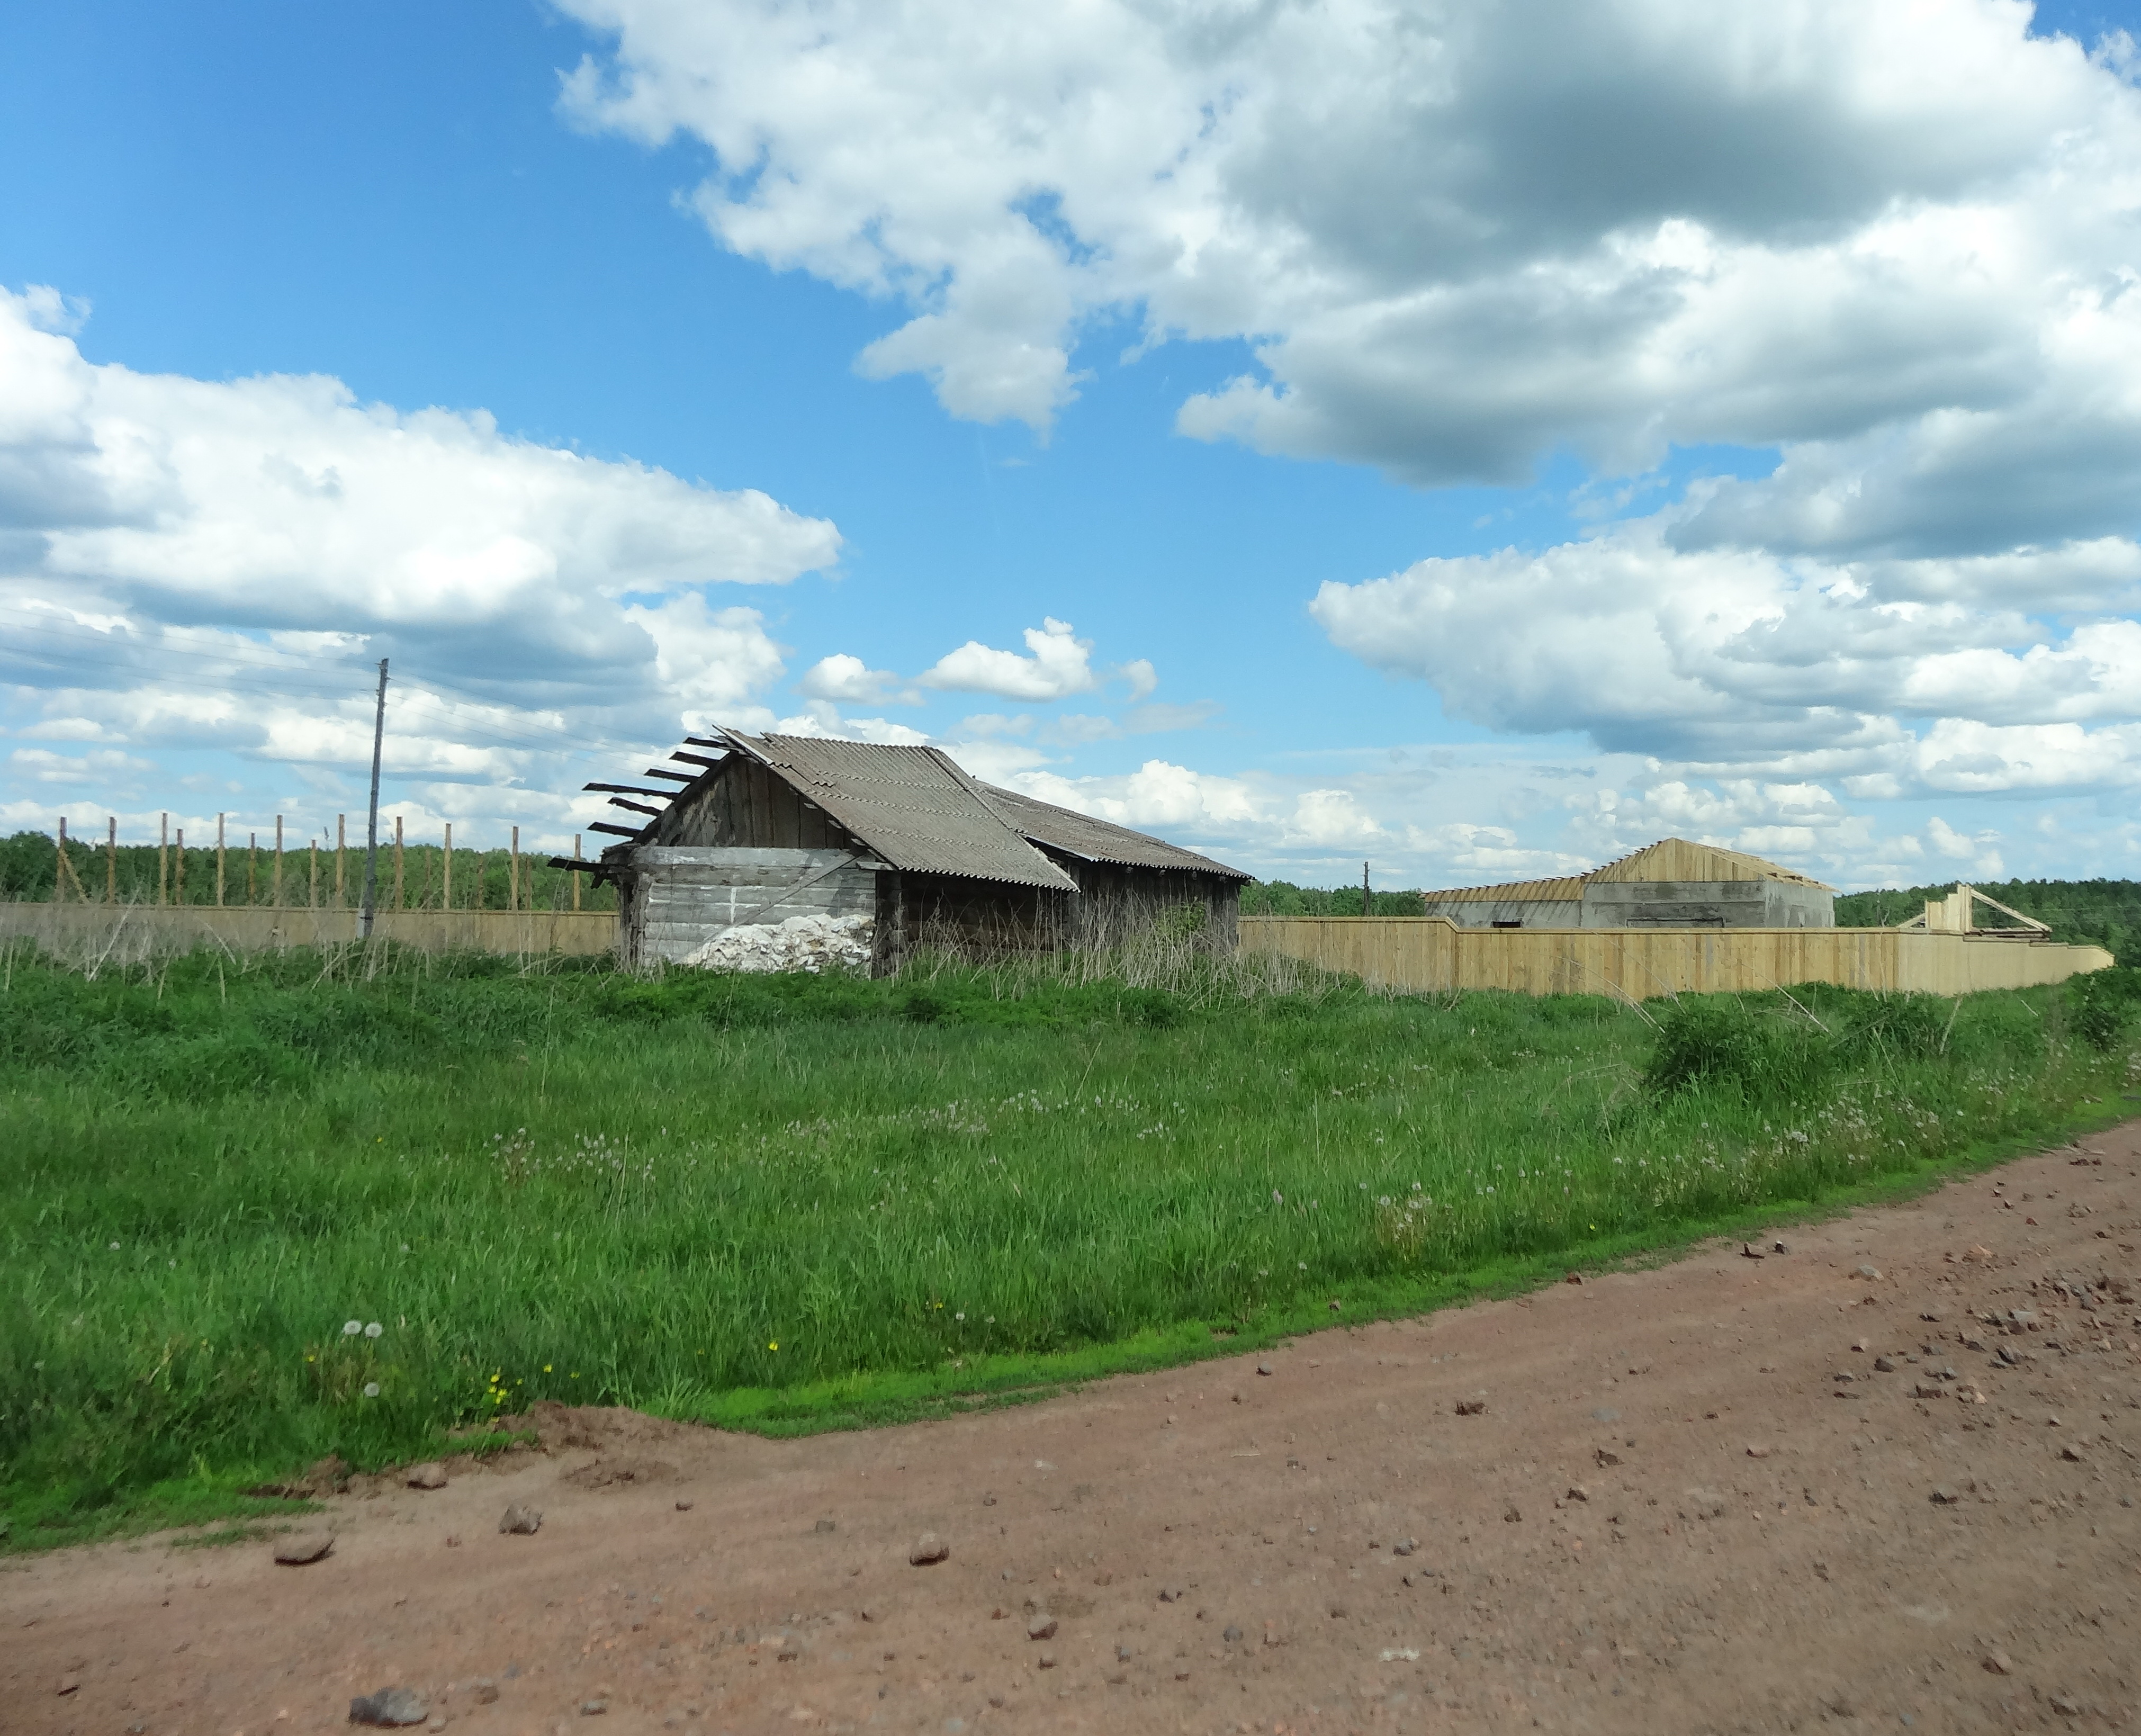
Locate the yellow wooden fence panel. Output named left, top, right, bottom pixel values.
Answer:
left=1238, top=917, right=2111, bottom=999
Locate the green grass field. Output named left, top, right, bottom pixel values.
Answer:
left=3, top=939, right=2136, bottom=1553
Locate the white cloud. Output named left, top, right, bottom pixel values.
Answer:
left=0, top=287, right=841, bottom=819
left=556, top=0, right=2141, bottom=538
left=0, top=285, right=835, bottom=671
left=1309, top=516, right=2141, bottom=794
left=798, top=653, right=917, bottom=706
left=917, top=617, right=1101, bottom=700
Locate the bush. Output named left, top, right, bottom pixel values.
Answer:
left=2068, top=967, right=2140, bottom=1054
left=1643, top=999, right=1830, bottom=1103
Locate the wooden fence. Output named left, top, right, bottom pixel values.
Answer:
left=0, top=903, right=615, bottom=958
left=36, top=811, right=602, bottom=913
left=1238, top=916, right=2114, bottom=1000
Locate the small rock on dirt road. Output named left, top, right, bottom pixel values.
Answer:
left=406, top=1462, right=448, bottom=1490
left=1027, top=1614, right=1057, bottom=1640
left=349, top=1685, right=428, bottom=1726
left=273, top=1532, right=335, bottom=1566
left=499, top=1504, right=542, bottom=1535
left=1454, top=1399, right=1486, bottom=1416
left=909, top=1532, right=949, bottom=1566
left=55, top=1673, right=81, bottom=1696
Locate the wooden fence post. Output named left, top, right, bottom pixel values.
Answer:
left=106, top=815, right=116, bottom=905
left=572, top=834, right=582, bottom=912
left=309, top=840, right=319, bottom=910
left=443, top=822, right=453, bottom=910
left=159, top=813, right=169, bottom=906
left=248, top=832, right=258, bottom=906
left=392, top=815, right=404, bottom=911
left=216, top=813, right=227, bottom=907
left=175, top=827, right=186, bottom=903
left=335, top=814, right=346, bottom=909
left=273, top=815, right=284, bottom=906
left=510, top=826, right=520, bottom=912
left=55, top=817, right=87, bottom=902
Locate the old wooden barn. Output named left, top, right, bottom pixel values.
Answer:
left=566, top=730, right=1249, bottom=972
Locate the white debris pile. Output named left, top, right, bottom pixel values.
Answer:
left=680, top=913, right=874, bottom=974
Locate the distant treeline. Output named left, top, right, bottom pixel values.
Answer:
left=1240, top=879, right=1429, bottom=917
left=1836, top=877, right=2139, bottom=966
left=0, top=830, right=617, bottom=913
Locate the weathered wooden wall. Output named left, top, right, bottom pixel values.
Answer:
left=1238, top=916, right=2113, bottom=999
left=0, top=903, right=616, bottom=957
left=620, top=847, right=877, bottom=966
left=1044, top=858, right=1242, bottom=949
left=654, top=758, right=857, bottom=852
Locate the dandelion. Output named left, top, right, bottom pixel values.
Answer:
left=109, top=1240, right=120, bottom=1251
left=768, top=1341, right=779, bottom=1352
left=343, top=1319, right=362, bottom=1336
left=1271, top=1190, right=1283, bottom=1203
left=362, top=1381, right=381, bottom=1398
left=364, top=1322, right=383, bottom=1339
left=955, top=1312, right=965, bottom=1321
left=543, top=1364, right=552, bottom=1373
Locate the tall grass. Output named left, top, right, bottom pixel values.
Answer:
left=2, top=938, right=2135, bottom=1549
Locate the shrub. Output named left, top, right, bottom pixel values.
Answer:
left=1642, top=999, right=1830, bottom=1103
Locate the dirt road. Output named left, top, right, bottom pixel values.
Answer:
left=8, top=1122, right=2139, bottom=1735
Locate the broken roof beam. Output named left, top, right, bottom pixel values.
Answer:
left=1966, top=886, right=2050, bottom=931
left=605, top=796, right=663, bottom=817
left=643, top=767, right=694, bottom=782
left=583, top=782, right=673, bottom=798
left=670, top=751, right=722, bottom=769
left=588, top=821, right=645, bottom=839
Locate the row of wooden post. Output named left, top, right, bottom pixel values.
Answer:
left=49, top=815, right=586, bottom=912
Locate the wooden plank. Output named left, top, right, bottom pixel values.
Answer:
left=1236, top=917, right=2111, bottom=999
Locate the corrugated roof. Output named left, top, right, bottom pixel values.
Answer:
left=1419, top=876, right=1588, bottom=903
left=980, top=785, right=1252, bottom=881
left=1417, top=836, right=1834, bottom=902
left=724, top=733, right=1077, bottom=891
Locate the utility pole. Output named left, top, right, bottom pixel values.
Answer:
left=360, top=657, right=389, bottom=939
left=1362, top=859, right=1371, bottom=917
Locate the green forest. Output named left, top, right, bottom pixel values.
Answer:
left=1834, top=877, right=2140, bottom=964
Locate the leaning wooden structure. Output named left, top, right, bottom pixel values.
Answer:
left=560, top=730, right=1248, bottom=972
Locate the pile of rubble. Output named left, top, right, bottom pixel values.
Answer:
left=680, top=913, right=874, bottom=975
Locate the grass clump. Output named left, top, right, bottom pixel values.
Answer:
left=1, top=939, right=2134, bottom=1551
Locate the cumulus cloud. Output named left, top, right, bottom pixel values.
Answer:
left=0, top=286, right=841, bottom=817
left=556, top=0, right=2141, bottom=527
left=1310, top=516, right=2141, bottom=795
left=917, top=617, right=1101, bottom=700
left=798, top=653, right=917, bottom=706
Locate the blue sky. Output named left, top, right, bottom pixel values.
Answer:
left=5, top=1, right=2141, bottom=891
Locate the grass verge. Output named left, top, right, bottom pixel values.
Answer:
left=3, top=939, right=2135, bottom=1553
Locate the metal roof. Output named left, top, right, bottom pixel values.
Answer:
left=1417, top=836, right=1833, bottom=902
left=722, top=733, right=1077, bottom=891
left=980, top=785, right=1252, bottom=881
